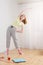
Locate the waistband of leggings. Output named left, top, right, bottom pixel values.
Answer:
left=10, top=25, right=14, bottom=28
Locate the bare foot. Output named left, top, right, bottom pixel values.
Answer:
left=18, top=48, right=22, bottom=55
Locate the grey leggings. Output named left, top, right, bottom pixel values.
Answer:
left=6, top=25, right=19, bottom=49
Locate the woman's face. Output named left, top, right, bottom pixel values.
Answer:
left=20, top=14, right=26, bottom=21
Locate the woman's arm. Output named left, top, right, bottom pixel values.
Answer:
left=18, top=10, right=24, bottom=18
left=16, top=25, right=23, bottom=33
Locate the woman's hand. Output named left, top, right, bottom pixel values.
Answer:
left=16, top=30, right=23, bottom=33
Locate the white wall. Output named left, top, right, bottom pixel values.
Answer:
left=0, top=0, right=19, bottom=52
left=18, top=2, right=43, bottom=49
left=0, top=0, right=43, bottom=53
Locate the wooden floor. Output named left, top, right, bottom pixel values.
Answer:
left=0, top=48, right=43, bottom=65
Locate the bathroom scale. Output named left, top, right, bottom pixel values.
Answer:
left=12, top=58, right=26, bottom=63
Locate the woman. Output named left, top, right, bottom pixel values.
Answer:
left=6, top=14, right=27, bottom=57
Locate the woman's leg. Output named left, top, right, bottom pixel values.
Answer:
left=11, top=27, right=22, bottom=55
left=6, top=26, right=11, bottom=55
